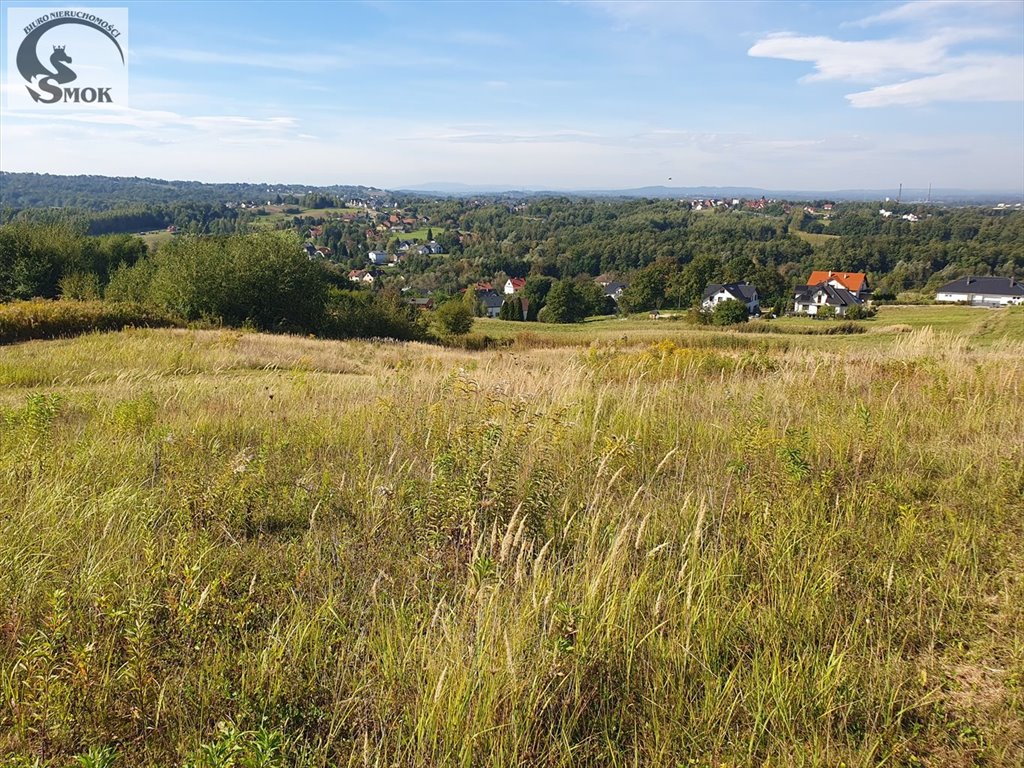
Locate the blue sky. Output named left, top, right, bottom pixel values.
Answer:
left=2, top=0, right=1022, bottom=191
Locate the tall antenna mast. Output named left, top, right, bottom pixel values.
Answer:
left=897, top=183, right=902, bottom=204
left=927, top=183, right=931, bottom=203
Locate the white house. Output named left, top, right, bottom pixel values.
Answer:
left=476, top=290, right=504, bottom=318
left=935, top=276, right=1024, bottom=306
left=701, top=282, right=760, bottom=314
left=367, top=250, right=392, bottom=266
left=504, top=277, right=526, bottom=295
left=793, top=283, right=863, bottom=316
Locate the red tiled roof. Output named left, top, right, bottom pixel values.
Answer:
left=807, top=270, right=867, bottom=292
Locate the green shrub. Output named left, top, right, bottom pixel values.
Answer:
left=0, top=299, right=180, bottom=345
left=711, top=298, right=750, bottom=326
left=433, top=300, right=474, bottom=336
left=321, top=288, right=426, bottom=341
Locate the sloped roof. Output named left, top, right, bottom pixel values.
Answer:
left=937, top=276, right=1024, bottom=297
left=807, top=271, right=868, bottom=292
left=703, top=282, right=758, bottom=302
left=794, top=283, right=862, bottom=307
left=476, top=290, right=504, bottom=308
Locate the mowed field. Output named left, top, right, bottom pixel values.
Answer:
left=1, top=309, right=1022, bottom=766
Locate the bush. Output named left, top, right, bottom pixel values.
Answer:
left=433, top=300, right=474, bottom=336
left=110, top=233, right=328, bottom=332
left=845, top=304, right=877, bottom=320
left=0, top=299, right=180, bottom=345
left=321, top=289, right=426, bottom=341
left=711, top=299, right=749, bottom=326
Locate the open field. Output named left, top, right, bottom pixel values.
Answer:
left=793, top=230, right=840, bottom=246
left=250, top=207, right=365, bottom=230
left=139, top=230, right=175, bottom=251
left=1, top=320, right=1022, bottom=766
left=476, top=304, right=1024, bottom=349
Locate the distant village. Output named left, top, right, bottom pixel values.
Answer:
left=191, top=190, right=1024, bottom=320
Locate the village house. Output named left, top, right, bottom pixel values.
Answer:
left=793, top=270, right=869, bottom=316
left=702, top=282, right=760, bottom=314
left=793, top=283, right=863, bottom=316
left=348, top=269, right=376, bottom=284
left=367, top=250, right=392, bottom=266
left=805, top=271, right=870, bottom=300
left=476, top=289, right=504, bottom=318
left=599, top=282, right=626, bottom=302
left=504, top=277, right=526, bottom=295
left=935, top=276, right=1024, bottom=306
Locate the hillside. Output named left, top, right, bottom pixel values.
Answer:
left=1, top=322, right=1021, bottom=766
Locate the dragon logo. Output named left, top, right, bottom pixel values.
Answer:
left=15, top=14, right=125, bottom=104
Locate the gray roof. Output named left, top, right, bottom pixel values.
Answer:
left=937, top=276, right=1024, bottom=297
left=704, top=282, right=758, bottom=302
left=794, top=283, right=862, bottom=307
left=476, top=290, right=504, bottom=309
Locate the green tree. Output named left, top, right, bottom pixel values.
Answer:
left=522, top=276, right=554, bottom=320
left=712, top=298, right=749, bottom=326
left=433, top=300, right=474, bottom=335
left=542, top=279, right=588, bottom=323
left=619, top=263, right=668, bottom=313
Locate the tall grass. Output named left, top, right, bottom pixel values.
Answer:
left=0, top=328, right=1021, bottom=766
left=0, top=299, right=180, bottom=345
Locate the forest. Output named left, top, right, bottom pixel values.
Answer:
left=1, top=173, right=1022, bottom=336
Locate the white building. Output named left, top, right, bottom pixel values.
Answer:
left=935, top=276, right=1024, bottom=306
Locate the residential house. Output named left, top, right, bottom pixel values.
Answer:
left=367, top=250, right=392, bottom=266
left=504, top=277, right=526, bottom=295
left=348, top=269, right=376, bottom=285
left=793, top=283, right=863, bottom=316
left=805, top=271, right=870, bottom=300
left=935, top=276, right=1024, bottom=306
left=476, top=289, right=504, bottom=318
left=601, top=281, right=628, bottom=302
left=702, top=282, right=760, bottom=315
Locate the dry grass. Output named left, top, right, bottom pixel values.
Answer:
left=0, top=327, right=1021, bottom=766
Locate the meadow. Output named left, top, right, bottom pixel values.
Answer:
left=1, top=312, right=1022, bottom=766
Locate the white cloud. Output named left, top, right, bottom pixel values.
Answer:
left=848, top=0, right=1018, bottom=28
left=749, top=19, right=1022, bottom=107
left=847, top=55, right=1024, bottom=107
left=749, top=33, right=954, bottom=83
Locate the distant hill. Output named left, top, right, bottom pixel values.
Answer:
left=401, top=182, right=1022, bottom=204
left=2, top=172, right=1019, bottom=209
left=0, top=172, right=390, bottom=210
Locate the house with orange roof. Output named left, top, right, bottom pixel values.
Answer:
left=793, top=270, right=870, bottom=317
left=805, top=270, right=870, bottom=299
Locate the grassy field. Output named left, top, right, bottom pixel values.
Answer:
left=250, top=207, right=365, bottom=230
left=1, top=316, right=1022, bottom=766
left=476, top=305, right=1024, bottom=349
left=793, top=230, right=840, bottom=247
left=139, top=230, right=175, bottom=251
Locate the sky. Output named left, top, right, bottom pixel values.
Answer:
left=1, top=0, right=1022, bottom=192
